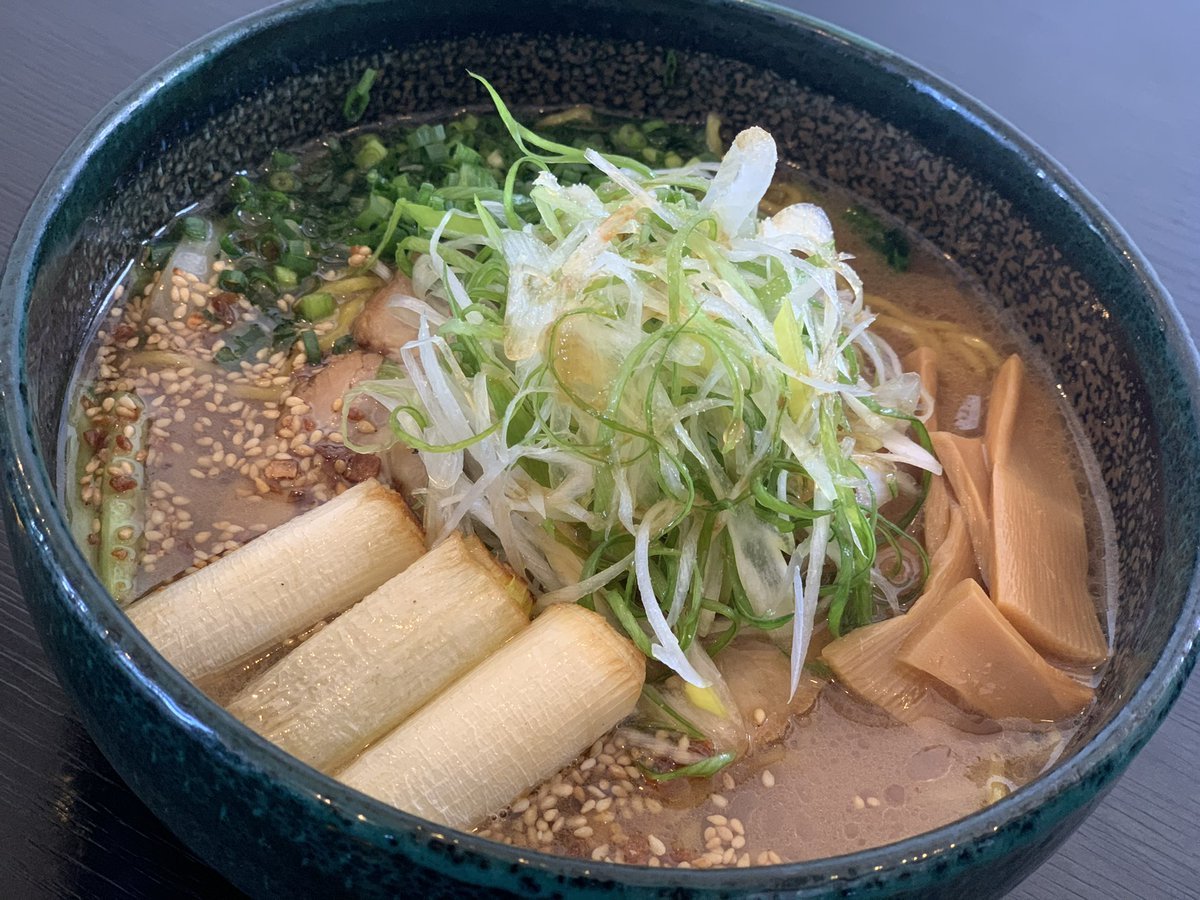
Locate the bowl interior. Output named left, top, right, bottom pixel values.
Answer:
left=5, top=0, right=1199, bottom=894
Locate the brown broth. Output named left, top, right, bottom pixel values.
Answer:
left=470, top=192, right=1111, bottom=865
left=60, top=127, right=1114, bottom=869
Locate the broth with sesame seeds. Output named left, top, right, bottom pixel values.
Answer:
left=61, top=101, right=1114, bottom=869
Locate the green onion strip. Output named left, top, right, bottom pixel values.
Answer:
left=350, top=77, right=942, bottom=699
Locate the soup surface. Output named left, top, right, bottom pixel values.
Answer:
left=62, top=99, right=1113, bottom=868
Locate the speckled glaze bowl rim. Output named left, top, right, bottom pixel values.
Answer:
left=2, top=0, right=1198, bottom=893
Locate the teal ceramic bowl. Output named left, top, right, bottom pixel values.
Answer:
left=2, top=1, right=1198, bottom=896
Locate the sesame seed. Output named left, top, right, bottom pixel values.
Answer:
left=762, top=770, right=776, bottom=789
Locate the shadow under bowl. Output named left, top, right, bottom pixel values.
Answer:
left=1, top=0, right=1198, bottom=896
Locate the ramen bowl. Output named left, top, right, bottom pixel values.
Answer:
left=1, top=0, right=1197, bottom=896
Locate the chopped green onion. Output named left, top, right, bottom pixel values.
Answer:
left=219, top=231, right=247, bottom=259
left=217, top=269, right=247, bottom=293
left=614, top=123, right=647, bottom=151
left=272, top=265, right=298, bottom=288
left=354, top=135, right=388, bottom=171
left=182, top=216, right=208, bottom=241
left=354, top=193, right=394, bottom=230
left=343, top=67, right=378, bottom=124
left=663, top=49, right=679, bottom=88
left=300, top=329, right=321, bottom=364
left=295, top=291, right=335, bottom=321
left=268, top=171, right=300, bottom=193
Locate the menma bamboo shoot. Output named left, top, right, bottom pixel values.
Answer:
left=929, top=431, right=992, bottom=586
left=984, top=353, right=1023, bottom=471
left=225, top=532, right=531, bottom=772
left=126, top=479, right=424, bottom=681
left=985, top=355, right=1107, bottom=664
left=821, top=577, right=965, bottom=722
left=922, top=506, right=978, bottom=600
left=897, top=578, right=1094, bottom=721
left=338, top=603, right=645, bottom=830
left=923, top=474, right=952, bottom=557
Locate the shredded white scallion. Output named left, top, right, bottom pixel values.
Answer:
left=349, top=96, right=938, bottom=698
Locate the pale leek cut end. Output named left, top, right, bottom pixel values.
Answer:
left=224, top=530, right=531, bottom=773
left=338, top=604, right=645, bottom=830
left=897, top=578, right=1094, bottom=721
left=126, top=479, right=425, bottom=682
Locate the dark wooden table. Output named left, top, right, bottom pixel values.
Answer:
left=1, top=2, right=1197, bottom=897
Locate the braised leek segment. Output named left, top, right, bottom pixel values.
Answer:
left=347, top=78, right=941, bottom=699
left=126, top=479, right=424, bottom=681
left=225, top=532, right=531, bottom=772
left=338, top=603, right=644, bottom=830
